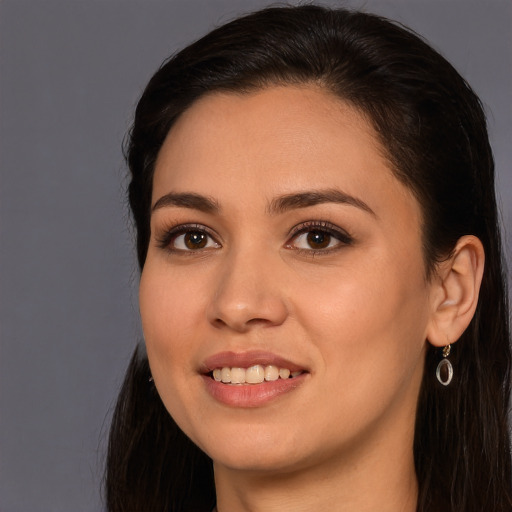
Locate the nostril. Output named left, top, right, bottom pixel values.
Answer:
left=211, top=316, right=276, bottom=331
left=246, top=318, right=273, bottom=326
left=206, top=284, right=289, bottom=331
left=212, top=318, right=228, bottom=329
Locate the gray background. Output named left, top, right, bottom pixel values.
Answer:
left=0, top=1, right=510, bottom=510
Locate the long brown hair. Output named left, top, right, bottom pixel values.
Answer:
left=106, top=5, right=512, bottom=511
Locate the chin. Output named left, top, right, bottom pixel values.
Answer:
left=212, top=448, right=304, bottom=474
left=195, top=421, right=309, bottom=472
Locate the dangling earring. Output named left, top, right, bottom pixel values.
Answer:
left=436, top=344, right=453, bottom=386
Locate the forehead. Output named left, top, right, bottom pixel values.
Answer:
left=152, top=85, right=417, bottom=220
left=157, top=85, right=380, bottom=160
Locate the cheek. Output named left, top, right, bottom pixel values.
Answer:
left=294, top=249, right=430, bottom=383
left=139, top=263, right=207, bottom=371
left=291, top=261, right=429, bottom=445
left=139, top=263, right=210, bottom=431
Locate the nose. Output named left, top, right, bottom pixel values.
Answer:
left=206, top=248, right=289, bottom=332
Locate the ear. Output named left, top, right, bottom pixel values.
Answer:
left=426, top=235, right=485, bottom=347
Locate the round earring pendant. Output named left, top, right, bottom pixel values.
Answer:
left=436, top=358, right=453, bottom=386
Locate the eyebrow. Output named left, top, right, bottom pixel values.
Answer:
left=267, top=189, right=375, bottom=216
left=151, top=188, right=375, bottom=217
left=152, top=192, right=220, bottom=213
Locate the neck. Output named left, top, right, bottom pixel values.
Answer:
left=214, top=423, right=418, bottom=512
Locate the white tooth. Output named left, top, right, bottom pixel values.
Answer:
left=213, top=368, right=222, bottom=382
left=230, top=367, right=246, bottom=384
left=279, top=368, right=291, bottom=379
left=221, top=367, right=231, bottom=383
left=245, top=365, right=265, bottom=384
left=291, top=371, right=302, bottom=378
left=264, top=365, right=279, bottom=381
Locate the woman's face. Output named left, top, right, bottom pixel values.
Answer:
left=140, top=86, right=435, bottom=474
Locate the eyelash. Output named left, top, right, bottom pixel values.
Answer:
left=155, top=223, right=220, bottom=254
left=286, top=221, right=354, bottom=256
left=155, top=221, right=353, bottom=256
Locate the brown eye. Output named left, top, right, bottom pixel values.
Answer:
left=306, top=230, right=331, bottom=249
left=184, top=231, right=208, bottom=249
left=287, top=222, right=353, bottom=254
left=166, top=228, right=220, bottom=252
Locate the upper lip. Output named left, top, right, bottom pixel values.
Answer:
left=201, top=350, right=307, bottom=373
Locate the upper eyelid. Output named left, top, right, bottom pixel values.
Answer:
left=157, top=222, right=217, bottom=237
left=288, top=220, right=352, bottom=238
left=155, top=220, right=353, bottom=248
left=155, top=223, right=221, bottom=248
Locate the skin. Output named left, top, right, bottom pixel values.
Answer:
left=139, top=86, right=482, bottom=511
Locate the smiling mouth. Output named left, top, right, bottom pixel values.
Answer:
left=209, top=365, right=306, bottom=385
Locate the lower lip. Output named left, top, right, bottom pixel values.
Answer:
left=202, top=373, right=307, bottom=408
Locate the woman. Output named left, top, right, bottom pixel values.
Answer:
left=106, top=5, right=512, bottom=511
